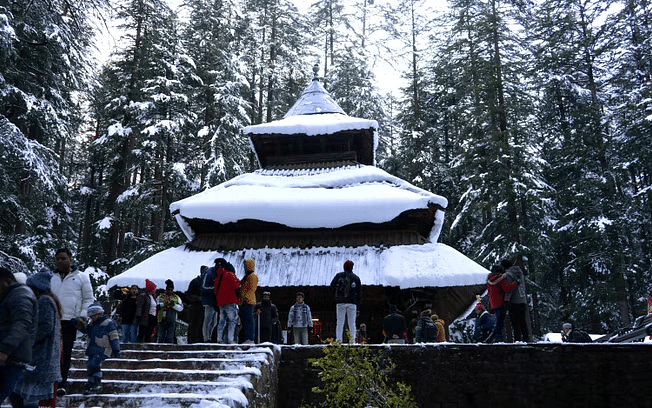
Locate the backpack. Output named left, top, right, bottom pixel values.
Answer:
left=336, top=274, right=352, bottom=300
left=420, top=318, right=438, bottom=342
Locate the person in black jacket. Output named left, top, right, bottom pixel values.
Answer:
left=561, top=322, right=592, bottom=343
left=382, top=304, right=408, bottom=344
left=0, top=266, right=38, bottom=403
left=329, top=260, right=361, bottom=344
left=254, top=291, right=279, bottom=343
left=117, top=285, right=139, bottom=343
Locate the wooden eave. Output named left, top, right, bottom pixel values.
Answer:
left=249, top=128, right=375, bottom=168
left=183, top=205, right=442, bottom=250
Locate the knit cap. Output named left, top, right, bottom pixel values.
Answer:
left=244, top=259, right=255, bottom=272
left=145, top=279, right=156, bottom=292
left=87, top=303, right=104, bottom=316
left=343, top=260, right=354, bottom=271
left=26, top=271, right=53, bottom=292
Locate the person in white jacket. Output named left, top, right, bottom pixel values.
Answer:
left=50, top=248, right=95, bottom=396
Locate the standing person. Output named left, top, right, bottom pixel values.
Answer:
left=415, top=309, right=438, bottom=343
left=502, top=258, right=530, bottom=342
left=50, top=248, right=94, bottom=396
left=254, top=291, right=279, bottom=343
left=135, top=279, right=156, bottom=343
left=239, top=259, right=258, bottom=344
left=10, top=272, right=61, bottom=408
left=117, top=285, right=139, bottom=343
left=486, top=264, right=518, bottom=343
left=330, top=260, right=361, bottom=344
left=156, top=280, right=184, bottom=343
left=0, top=267, right=38, bottom=403
left=287, top=292, right=313, bottom=345
left=201, top=260, right=221, bottom=342
left=382, top=304, right=408, bottom=344
left=431, top=313, right=447, bottom=342
left=214, top=263, right=240, bottom=344
left=185, top=270, right=204, bottom=344
left=472, top=304, right=495, bottom=343
left=79, top=303, right=120, bottom=394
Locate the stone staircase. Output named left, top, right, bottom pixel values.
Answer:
left=60, top=343, right=280, bottom=408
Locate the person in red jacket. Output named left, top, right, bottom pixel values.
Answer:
left=486, top=264, right=519, bottom=343
left=214, top=263, right=240, bottom=344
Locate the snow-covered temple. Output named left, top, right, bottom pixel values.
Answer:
left=107, top=65, right=488, bottom=342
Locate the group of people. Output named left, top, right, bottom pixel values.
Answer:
left=185, top=258, right=362, bottom=345
left=0, top=248, right=120, bottom=405
left=472, top=258, right=530, bottom=343
left=381, top=305, right=447, bottom=344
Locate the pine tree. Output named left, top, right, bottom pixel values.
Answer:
left=83, top=0, right=194, bottom=272
left=0, top=0, right=110, bottom=267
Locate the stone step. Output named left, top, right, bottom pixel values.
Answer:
left=58, top=344, right=279, bottom=407
left=64, top=391, right=249, bottom=408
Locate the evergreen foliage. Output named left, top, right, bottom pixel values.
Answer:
left=304, top=340, right=418, bottom=408
left=0, top=0, right=650, bottom=337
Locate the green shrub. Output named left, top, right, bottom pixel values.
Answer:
left=303, top=339, right=418, bottom=408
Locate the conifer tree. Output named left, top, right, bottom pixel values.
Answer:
left=0, top=0, right=110, bottom=266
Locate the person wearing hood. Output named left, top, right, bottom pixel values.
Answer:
left=0, top=267, right=38, bottom=404
left=330, top=260, right=362, bottom=344
left=501, top=258, right=530, bottom=342
left=10, top=272, right=61, bottom=408
left=136, top=279, right=157, bottom=343
left=486, top=264, right=519, bottom=343
left=239, top=259, right=258, bottom=344
left=50, top=248, right=94, bottom=396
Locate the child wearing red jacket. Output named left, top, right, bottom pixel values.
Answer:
left=486, top=264, right=519, bottom=343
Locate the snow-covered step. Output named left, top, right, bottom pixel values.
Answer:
left=61, top=344, right=280, bottom=408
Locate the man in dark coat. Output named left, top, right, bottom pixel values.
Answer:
left=330, top=260, right=362, bottom=344
left=382, top=304, right=408, bottom=344
left=254, top=291, right=279, bottom=343
left=201, top=260, right=221, bottom=342
left=185, top=269, right=204, bottom=344
left=0, top=266, right=38, bottom=402
left=135, top=279, right=156, bottom=343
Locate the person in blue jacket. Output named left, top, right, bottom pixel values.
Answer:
left=472, top=304, right=495, bottom=343
left=79, top=303, right=120, bottom=394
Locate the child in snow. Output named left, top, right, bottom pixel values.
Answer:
left=79, top=303, right=120, bottom=394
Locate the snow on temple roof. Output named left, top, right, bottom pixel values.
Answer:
left=244, top=112, right=377, bottom=137
left=106, top=243, right=489, bottom=292
left=169, top=165, right=448, bottom=241
left=282, top=74, right=346, bottom=117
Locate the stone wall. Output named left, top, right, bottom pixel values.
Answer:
left=277, top=344, right=652, bottom=408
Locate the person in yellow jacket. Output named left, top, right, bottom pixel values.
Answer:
left=239, top=259, right=258, bottom=344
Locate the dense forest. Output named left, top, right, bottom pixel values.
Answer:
left=1, top=0, right=650, bottom=337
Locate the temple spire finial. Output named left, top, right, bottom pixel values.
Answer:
left=312, top=64, right=320, bottom=80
